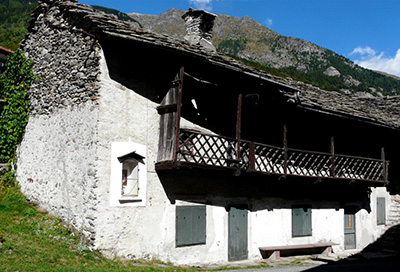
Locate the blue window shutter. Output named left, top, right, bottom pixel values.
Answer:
left=176, top=206, right=206, bottom=247
left=377, top=197, right=386, bottom=225
left=292, top=207, right=312, bottom=237
left=303, top=208, right=312, bottom=236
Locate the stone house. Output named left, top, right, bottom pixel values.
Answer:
left=16, top=0, right=400, bottom=265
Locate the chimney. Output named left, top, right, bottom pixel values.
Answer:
left=182, top=8, right=216, bottom=52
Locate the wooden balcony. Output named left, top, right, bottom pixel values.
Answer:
left=157, top=128, right=388, bottom=185
left=156, top=68, right=389, bottom=188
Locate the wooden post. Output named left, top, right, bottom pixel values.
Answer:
left=283, top=123, right=287, bottom=176
left=331, top=137, right=335, bottom=178
left=249, top=142, right=255, bottom=172
left=381, top=147, right=387, bottom=183
left=236, top=94, right=243, bottom=162
left=173, top=67, right=184, bottom=162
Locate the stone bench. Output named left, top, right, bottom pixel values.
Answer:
left=259, top=242, right=339, bottom=260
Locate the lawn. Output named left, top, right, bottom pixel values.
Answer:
left=0, top=186, right=197, bottom=272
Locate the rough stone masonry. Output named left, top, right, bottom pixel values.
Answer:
left=18, top=0, right=102, bottom=243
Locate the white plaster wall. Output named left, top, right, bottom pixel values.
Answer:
left=248, top=200, right=343, bottom=259
left=356, top=187, right=390, bottom=249
left=17, top=102, right=99, bottom=237
left=92, top=49, right=230, bottom=264
left=248, top=188, right=391, bottom=259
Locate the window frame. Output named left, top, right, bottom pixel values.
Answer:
left=109, top=142, right=147, bottom=207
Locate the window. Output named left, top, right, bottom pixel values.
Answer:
left=292, top=207, right=312, bottom=237
left=110, top=142, right=147, bottom=206
left=176, top=206, right=206, bottom=247
left=121, top=161, right=138, bottom=196
left=377, top=197, right=386, bottom=225
left=118, top=151, right=145, bottom=197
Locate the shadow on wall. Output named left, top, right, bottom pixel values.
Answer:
left=300, top=223, right=400, bottom=272
left=359, top=223, right=400, bottom=256
left=157, top=168, right=373, bottom=212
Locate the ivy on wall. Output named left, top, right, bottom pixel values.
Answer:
left=0, top=50, right=33, bottom=170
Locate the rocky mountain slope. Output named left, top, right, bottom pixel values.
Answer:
left=95, top=7, right=400, bottom=96
left=129, top=8, right=326, bottom=70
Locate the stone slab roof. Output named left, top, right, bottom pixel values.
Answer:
left=31, top=0, right=400, bottom=130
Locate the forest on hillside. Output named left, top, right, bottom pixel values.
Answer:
left=0, top=0, right=37, bottom=51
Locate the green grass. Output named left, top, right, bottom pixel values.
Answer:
left=0, top=186, right=198, bottom=272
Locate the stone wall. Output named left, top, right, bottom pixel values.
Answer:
left=21, top=1, right=101, bottom=116
left=17, top=1, right=101, bottom=242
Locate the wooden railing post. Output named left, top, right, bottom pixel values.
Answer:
left=330, top=137, right=335, bottom=178
left=283, top=123, right=288, bottom=176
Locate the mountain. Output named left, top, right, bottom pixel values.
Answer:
left=90, top=5, right=142, bottom=26
left=2, top=2, right=397, bottom=97
left=126, top=8, right=400, bottom=97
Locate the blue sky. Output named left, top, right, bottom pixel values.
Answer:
left=79, top=0, right=400, bottom=76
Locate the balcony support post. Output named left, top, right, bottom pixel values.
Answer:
left=173, top=67, right=185, bottom=162
left=381, top=147, right=387, bottom=183
left=331, top=137, right=335, bottom=178
left=283, top=123, right=288, bottom=176
left=236, top=93, right=243, bottom=163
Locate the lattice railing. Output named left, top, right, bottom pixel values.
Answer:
left=286, top=149, right=332, bottom=177
left=178, top=130, right=238, bottom=167
left=335, top=155, right=384, bottom=181
left=176, top=129, right=388, bottom=183
left=253, top=144, right=285, bottom=174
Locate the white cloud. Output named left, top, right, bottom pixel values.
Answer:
left=189, top=0, right=213, bottom=11
left=350, top=46, right=400, bottom=77
left=350, top=46, right=376, bottom=57
left=264, top=18, right=273, bottom=27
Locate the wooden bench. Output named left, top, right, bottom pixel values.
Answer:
left=259, top=242, right=339, bottom=260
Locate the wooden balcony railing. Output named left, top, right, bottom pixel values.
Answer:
left=176, top=128, right=388, bottom=183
